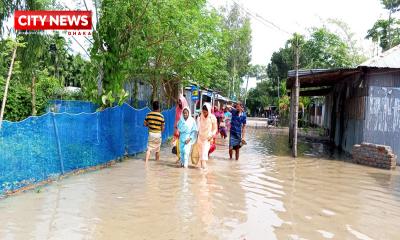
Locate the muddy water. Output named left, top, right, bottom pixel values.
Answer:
left=0, top=130, right=400, bottom=240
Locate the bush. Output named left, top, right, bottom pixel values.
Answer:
left=0, top=70, right=62, bottom=121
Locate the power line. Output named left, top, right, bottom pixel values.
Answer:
left=230, top=0, right=291, bottom=36
left=232, top=0, right=290, bottom=35
left=254, top=12, right=291, bottom=35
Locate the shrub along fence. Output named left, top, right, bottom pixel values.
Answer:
left=0, top=101, right=175, bottom=196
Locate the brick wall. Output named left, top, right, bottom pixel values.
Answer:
left=352, top=143, right=397, bottom=170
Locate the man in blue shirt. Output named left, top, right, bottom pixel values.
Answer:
left=229, top=102, right=246, bottom=160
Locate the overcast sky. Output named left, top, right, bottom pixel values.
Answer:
left=59, top=0, right=388, bottom=89
left=210, top=0, right=386, bottom=65
left=208, top=0, right=387, bottom=88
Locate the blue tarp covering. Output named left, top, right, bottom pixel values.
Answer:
left=0, top=101, right=175, bottom=195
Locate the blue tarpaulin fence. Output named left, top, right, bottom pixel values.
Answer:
left=0, top=101, right=175, bottom=195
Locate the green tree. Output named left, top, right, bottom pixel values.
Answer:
left=381, top=0, right=400, bottom=10
left=242, top=64, right=267, bottom=105
left=220, top=3, right=252, bottom=99
left=93, top=0, right=229, bottom=105
left=366, top=19, right=400, bottom=51
left=303, top=28, right=352, bottom=68
left=327, top=18, right=367, bottom=64
left=0, top=0, right=22, bottom=35
left=260, top=27, right=361, bottom=125
left=248, top=64, right=267, bottom=80
left=268, top=26, right=361, bottom=85
left=367, top=0, right=400, bottom=51
left=246, top=79, right=278, bottom=116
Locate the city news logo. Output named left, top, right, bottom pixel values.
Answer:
left=14, top=10, right=92, bottom=35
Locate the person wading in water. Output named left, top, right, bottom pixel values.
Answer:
left=177, top=106, right=197, bottom=168
left=196, top=103, right=217, bottom=170
left=228, top=102, right=246, bottom=160
left=173, top=94, right=188, bottom=164
left=144, top=101, right=165, bottom=163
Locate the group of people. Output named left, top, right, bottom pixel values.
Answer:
left=144, top=94, right=247, bottom=170
left=213, top=106, right=232, bottom=139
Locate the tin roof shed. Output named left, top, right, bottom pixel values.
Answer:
left=287, top=44, right=400, bottom=90
left=359, top=44, right=400, bottom=68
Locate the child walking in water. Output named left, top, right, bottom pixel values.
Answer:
left=177, top=107, right=197, bottom=168
left=219, top=114, right=227, bottom=139
left=224, top=106, right=232, bottom=132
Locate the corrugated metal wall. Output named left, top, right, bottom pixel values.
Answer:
left=328, top=73, right=367, bottom=153
left=184, top=89, right=195, bottom=114
left=308, top=70, right=400, bottom=164
left=124, top=81, right=152, bottom=108
left=364, top=86, right=400, bottom=164
left=342, top=96, right=366, bottom=153
left=366, top=69, right=400, bottom=87
left=124, top=81, right=173, bottom=109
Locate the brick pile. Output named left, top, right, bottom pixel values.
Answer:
left=352, top=143, right=397, bottom=170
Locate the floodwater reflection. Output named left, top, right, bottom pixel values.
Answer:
left=0, top=129, right=399, bottom=239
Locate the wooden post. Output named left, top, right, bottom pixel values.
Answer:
left=289, top=84, right=295, bottom=147
left=292, top=41, right=300, bottom=158
left=0, top=46, right=17, bottom=129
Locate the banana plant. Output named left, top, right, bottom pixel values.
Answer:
left=117, top=89, right=129, bottom=105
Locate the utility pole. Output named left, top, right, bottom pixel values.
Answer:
left=289, top=78, right=294, bottom=147
left=292, top=37, right=300, bottom=158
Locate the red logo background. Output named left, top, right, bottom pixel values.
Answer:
left=14, top=10, right=92, bottom=30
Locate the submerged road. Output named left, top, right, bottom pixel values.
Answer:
left=0, top=129, right=399, bottom=240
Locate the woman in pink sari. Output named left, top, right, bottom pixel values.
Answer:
left=197, top=103, right=217, bottom=170
left=174, top=94, right=189, bottom=138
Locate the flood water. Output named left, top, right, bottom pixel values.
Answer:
left=1, top=129, right=400, bottom=240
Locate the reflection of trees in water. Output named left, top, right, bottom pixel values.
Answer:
left=368, top=171, right=400, bottom=200
left=176, top=170, right=193, bottom=230
left=248, top=127, right=400, bottom=239
left=251, top=130, right=294, bottom=156
left=272, top=151, right=400, bottom=239
left=198, top=174, right=213, bottom=225
left=250, top=129, right=348, bottom=160
left=189, top=166, right=248, bottom=238
left=189, top=172, right=216, bottom=238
